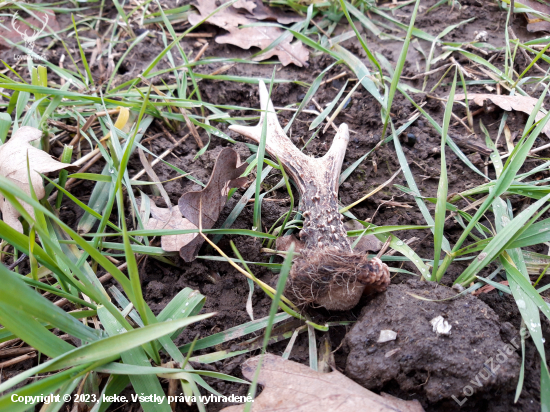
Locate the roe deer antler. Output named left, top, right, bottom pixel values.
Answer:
left=229, top=81, right=390, bottom=310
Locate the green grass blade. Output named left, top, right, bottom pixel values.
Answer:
left=433, top=70, right=456, bottom=279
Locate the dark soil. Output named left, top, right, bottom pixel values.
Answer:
left=346, top=280, right=524, bottom=411
left=2, top=0, right=550, bottom=411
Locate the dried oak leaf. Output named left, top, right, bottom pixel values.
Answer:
left=144, top=202, right=198, bottom=252
left=178, top=147, right=248, bottom=261
left=233, top=0, right=257, bottom=14
left=221, top=354, right=425, bottom=412
left=0, top=126, right=72, bottom=233
left=233, top=0, right=302, bottom=24
left=472, top=280, right=509, bottom=296
left=516, top=0, right=550, bottom=32
left=454, top=93, right=550, bottom=139
left=275, top=234, right=304, bottom=257
left=0, top=11, right=60, bottom=50
left=188, top=0, right=308, bottom=67
left=345, top=220, right=383, bottom=253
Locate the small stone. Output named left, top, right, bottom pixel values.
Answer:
left=377, top=330, right=397, bottom=343
left=430, top=316, right=452, bottom=335
left=474, top=30, right=488, bottom=42
left=385, top=348, right=401, bottom=358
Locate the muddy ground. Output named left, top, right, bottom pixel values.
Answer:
left=2, top=0, right=550, bottom=411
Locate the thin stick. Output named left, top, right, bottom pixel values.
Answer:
left=65, top=152, right=103, bottom=189
left=386, top=237, right=418, bottom=257
left=340, top=168, right=402, bottom=214
left=376, top=237, right=392, bottom=259
left=196, top=197, right=296, bottom=309
left=210, top=64, right=234, bottom=76
left=157, top=121, right=179, bottom=144
left=0, top=347, right=35, bottom=358
left=72, top=147, right=101, bottom=167
left=0, top=353, right=36, bottom=368
left=51, top=271, right=120, bottom=308
left=311, top=99, right=338, bottom=132
left=166, top=32, right=214, bottom=38
left=441, top=101, right=474, bottom=134
left=0, top=339, right=21, bottom=350
left=508, top=27, right=546, bottom=75
left=192, top=42, right=209, bottom=62
left=131, top=133, right=190, bottom=180
left=320, top=71, right=348, bottom=86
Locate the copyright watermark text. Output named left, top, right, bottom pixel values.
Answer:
left=11, top=393, right=254, bottom=405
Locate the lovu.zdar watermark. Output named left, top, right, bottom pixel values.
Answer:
left=452, top=335, right=524, bottom=406
left=11, top=11, right=48, bottom=61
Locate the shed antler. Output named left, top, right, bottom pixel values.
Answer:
left=229, top=81, right=390, bottom=310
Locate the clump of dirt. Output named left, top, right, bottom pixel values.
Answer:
left=345, top=280, right=521, bottom=410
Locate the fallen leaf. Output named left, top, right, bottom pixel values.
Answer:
left=275, top=234, right=304, bottom=256
left=0, top=11, right=60, bottom=50
left=472, top=280, right=509, bottom=296
left=515, top=0, right=550, bottom=32
left=188, top=0, right=309, bottom=67
left=233, top=0, right=302, bottom=24
left=144, top=202, right=198, bottom=252
left=454, top=93, right=550, bottom=138
left=221, top=354, right=425, bottom=412
left=0, top=126, right=72, bottom=233
left=233, top=0, right=257, bottom=14
left=345, top=220, right=383, bottom=253
left=450, top=134, right=493, bottom=156
left=178, top=147, right=248, bottom=261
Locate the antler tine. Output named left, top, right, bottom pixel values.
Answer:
left=229, top=80, right=307, bottom=156
left=257, top=79, right=281, bottom=131
left=11, top=12, right=26, bottom=37
left=40, top=13, right=49, bottom=31
left=229, top=81, right=309, bottom=185
left=321, top=123, right=349, bottom=192
left=228, top=80, right=284, bottom=145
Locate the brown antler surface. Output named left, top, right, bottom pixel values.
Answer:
left=229, top=81, right=390, bottom=310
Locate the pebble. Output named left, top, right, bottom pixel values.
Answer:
left=377, top=330, right=398, bottom=343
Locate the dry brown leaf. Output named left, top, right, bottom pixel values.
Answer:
left=516, top=0, right=550, bottom=32
left=472, top=280, right=509, bottom=296
left=275, top=234, right=304, bottom=256
left=454, top=93, right=550, bottom=138
left=178, top=147, right=248, bottom=261
left=345, top=220, right=383, bottom=253
left=0, top=11, right=60, bottom=50
left=233, top=0, right=257, bottom=14
left=0, top=126, right=72, bottom=232
left=221, top=354, right=425, bottom=412
left=233, top=0, right=302, bottom=24
left=188, top=0, right=309, bottom=67
left=144, top=202, right=198, bottom=252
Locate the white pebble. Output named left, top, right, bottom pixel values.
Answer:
left=377, top=330, right=397, bottom=343
left=430, top=316, right=452, bottom=335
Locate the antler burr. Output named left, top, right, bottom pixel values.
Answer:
left=229, top=81, right=390, bottom=310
